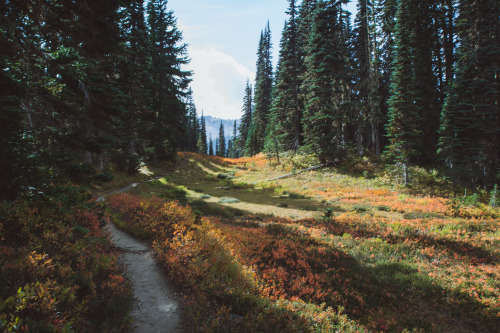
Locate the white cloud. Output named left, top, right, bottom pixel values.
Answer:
left=188, top=47, right=254, bottom=120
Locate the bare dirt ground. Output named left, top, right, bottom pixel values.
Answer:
left=106, top=223, right=183, bottom=333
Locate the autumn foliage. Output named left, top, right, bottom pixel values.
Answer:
left=0, top=187, right=131, bottom=332
left=109, top=183, right=499, bottom=332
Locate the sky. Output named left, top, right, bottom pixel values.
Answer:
left=168, top=0, right=357, bottom=120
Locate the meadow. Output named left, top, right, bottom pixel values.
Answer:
left=109, top=152, right=499, bottom=332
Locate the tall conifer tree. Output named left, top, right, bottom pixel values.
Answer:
left=208, top=134, right=214, bottom=155
left=439, top=0, right=499, bottom=187
left=266, top=0, right=302, bottom=153
left=353, top=0, right=383, bottom=155
left=238, top=80, right=253, bottom=151
left=119, top=0, right=151, bottom=173
left=302, top=0, right=351, bottom=163
left=147, top=0, right=191, bottom=162
left=385, top=0, right=422, bottom=185
left=250, top=22, right=273, bottom=152
left=217, top=121, right=226, bottom=157
left=198, top=112, right=208, bottom=154
left=185, top=89, right=199, bottom=152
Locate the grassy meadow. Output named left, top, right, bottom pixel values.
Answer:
left=109, top=152, right=499, bottom=332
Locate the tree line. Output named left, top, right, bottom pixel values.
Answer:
left=234, top=0, right=499, bottom=189
left=1, top=0, right=198, bottom=200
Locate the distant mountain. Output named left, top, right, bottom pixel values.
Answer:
left=203, top=116, right=240, bottom=146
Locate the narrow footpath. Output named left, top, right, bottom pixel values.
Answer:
left=98, top=187, right=183, bottom=333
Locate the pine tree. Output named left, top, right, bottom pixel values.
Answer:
left=147, top=0, right=191, bottom=162
left=438, top=0, right=499, bottom=187
left=302, top=0, right=351, bottom=164
left=250, top=22, right=273, bottom=152
left=208, top=134, right=214, bottom=155
left=231, top=120, right=239, bottom=158
left=185, top=89, right=199, bottom=152
left=385, top=0, right=423, bottom=185
left=412, top=0, right=444, bottom=164
left=0, top=9, right=37, bottom=199
left=353, top=0, right=383, bottom=155
left=198, top=112, right=208, bottom=154
left=217, top=121, right=226, bottom=157
left=118, top=0, right=151, bottom=173
left=238, top=80, right=253, bottom=153
left=245, top=121, right=259, bottom=156
left=266, top=0, right=302, bottom=153
left=227, top=139, right=233, bottom=158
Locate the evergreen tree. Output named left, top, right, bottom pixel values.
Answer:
left=302, top=0, right=351, bottom=164
left=231, top=120, right=239, bottom=157
left=118, top=0, right=151, bottom=173
left=238, top=80, right=253, bottom=152
left=0, top=9, right=37, bottom=199
left=208, top=134, right=214, bottom=155
left=217, top=121, right=226, bottom=157
left=438, top=0, right=499, bottom=187
left=185, top=89, right=199, bottom=152
left=266, top=0, right=302, bottom=153
left=227, top=139, right=233, bottom=158
left=245, top=121, right=259, bottom=156
left=147, top=0, right=191, bottom=162
left=250, top=22, right=273, bottom=153
left=353, top=0, right=383, bottom=155
left=198, top=112, right=208, bottom=154
left=385, top=0, right=423, bottom=185
left=412, top=0, right=445, bottom=164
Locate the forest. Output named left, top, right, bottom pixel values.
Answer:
left=1, top=0, right=499, bottom=332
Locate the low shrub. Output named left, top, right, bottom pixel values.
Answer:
left=0, top=186, right=131, bottom=332
left=289, top=192, right=308, bottom=199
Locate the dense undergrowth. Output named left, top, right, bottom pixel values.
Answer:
left=0, top=186, right=131, bottom=332
left=108, top=152, right=500, bottom=332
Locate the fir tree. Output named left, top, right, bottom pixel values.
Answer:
left=0, top=12, right=36, bottom=199
left=245, top=121, right=259, bottom=156
left=353, top=0, right=383, bottom=155
left=266, top=0, right=302, bottom=153
left=385, top=0, right=423, bottom=185
left=227, top=139, right=233, bottom=158
left=119, top=0, right=151, bottom=174
left=250, top=22, right=273, bottom=153
left=217, top=121, right=226, bottom=157
left=185, top=89, right=199, bottom=152
left=198, top=112, right=208, bottom=154
left=147, top=0, right=191, bottom=162
left=208, top=134, right=214, bottom=156
left=231, top=120, right=239, bottom=158
left=438, top=0, right=499, bottom=187
left=238, top=80, right=253, bottom=153
left=302, top=0, right=351, bottom=164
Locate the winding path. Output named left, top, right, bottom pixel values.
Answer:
left=98, top=185, right=184, bottom=333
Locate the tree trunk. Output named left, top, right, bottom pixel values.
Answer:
left=83, top=151, right=92, bottom=165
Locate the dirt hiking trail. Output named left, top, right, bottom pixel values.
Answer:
left=98, top=185, right=184, bottom=333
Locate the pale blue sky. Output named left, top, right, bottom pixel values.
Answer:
left=168, top=0, right=357, bottom=119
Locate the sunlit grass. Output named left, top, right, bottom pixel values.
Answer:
left=110, top=152, right=500, bottom=332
